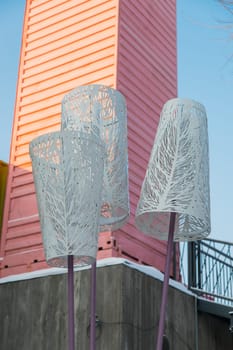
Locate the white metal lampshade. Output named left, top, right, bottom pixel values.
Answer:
left=61, top=85, right=129, bottom=232
left=29, top=130, right=104, bottom=267
left=135, top=98, right=211, bottom=241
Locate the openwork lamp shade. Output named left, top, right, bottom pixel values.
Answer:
left=61, top=85, right=129, bottom=231
left=29, top=131, right=104, bottom=267
left=135, top=98, right=211, bottom=241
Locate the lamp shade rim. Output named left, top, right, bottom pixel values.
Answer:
left=135, top=209, right=209, bottom=222
left=165, top=97, right=206, bottom=111
left=99, top=212, right=129, bottom=232
left=29, top=130, right=104, bottom=151
left=61, top=84, right=126, bottom=105
left=135, top=210, right=211, bottom=242
left=47, top=255, right=96, bottom=268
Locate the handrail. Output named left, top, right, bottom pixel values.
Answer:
left=201, top=237, right=233, bottom=246
left=190, top=287, right=233, bottom=303
left=180, top=238, right=233, bottom=307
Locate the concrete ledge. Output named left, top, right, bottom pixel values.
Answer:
left=0, top=259, right=232, bottom=349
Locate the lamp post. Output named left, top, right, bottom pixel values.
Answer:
left=61, top=85, right=129, bottom=350
left=30, top=85, right=129, bottom=350
left=229, top=311, right=233, bottom=333
left=135, top=98, right=211, bottom=350
left=30, top=130, right=105, bottom=350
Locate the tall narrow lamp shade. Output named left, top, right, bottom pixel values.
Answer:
left=135, top=98, right=210, bottom=350
left=61, top=85, right=129, bottom=232
left=136, top=98, right=211, bottom=241
left=29, top=130, right=104, bottom=268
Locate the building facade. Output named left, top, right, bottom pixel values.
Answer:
left=0, top=0, right=177, bottom=277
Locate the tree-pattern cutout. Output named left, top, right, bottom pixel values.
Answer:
left=136, top=99, right=210, bottom=241
left=61, top=85, right=129, bottom=231
left=30, top=131, right=104, bottom=267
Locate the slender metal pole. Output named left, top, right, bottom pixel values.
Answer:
left=90, top=261, right=97, bottom=350
left=173, top=242, right=177, bottom=281
left=68, top=255, right=75, bottom=350
left=156, top=212, right=176, bottom=350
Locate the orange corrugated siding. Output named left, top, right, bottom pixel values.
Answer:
left=0, top=0, right=119, bottom=276
left=0, top=0, right=178, bottom=277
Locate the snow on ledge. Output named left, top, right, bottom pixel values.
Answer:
left=0, top=257, right=195, bottom=297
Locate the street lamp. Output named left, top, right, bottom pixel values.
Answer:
left=61, top=84, right=129, bottom=350
left=30, top=130, right=105, bottom=350
left=135, top=98, right=211, bottom=350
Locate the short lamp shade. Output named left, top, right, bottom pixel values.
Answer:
left=135, top=98, right=211, bottom=241
left=61, top=85, right=129, bottom=231
left=29, top=131, right=104, bottom=267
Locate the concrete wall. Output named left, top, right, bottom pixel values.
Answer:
left=198, top=311, right=232, bottom=350
left=0, top=262, right=232, bottom=349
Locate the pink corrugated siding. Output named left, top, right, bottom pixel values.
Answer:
left=0, top=0, right=178, bottom=277
left=116, top=0, right=177, bottom=272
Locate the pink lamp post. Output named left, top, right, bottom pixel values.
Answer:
left=135, top=98, right=211, bottom=350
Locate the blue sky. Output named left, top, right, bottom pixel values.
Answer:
left=0, top=0, right=25, bottom=162
left=0, top=1, right=232, bottom=242
left=178, top=0, right=233, bottom=242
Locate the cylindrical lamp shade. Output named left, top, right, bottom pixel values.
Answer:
left=29, top=131, right=104, bottom=267
left=135, top=98, right=211, bottom=241
left=61, top=85, right=129, bottom=232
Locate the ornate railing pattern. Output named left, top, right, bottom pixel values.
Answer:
left=180, top=238, right=233, bottom=306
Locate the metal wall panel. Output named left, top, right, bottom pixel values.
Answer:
left=0, top=0, right=177, bottom=277
left=115, top=0, right=177, bottom=272
left=0, top=0, right=118, bottom=276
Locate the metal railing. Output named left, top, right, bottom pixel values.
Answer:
left=180, top=238, right=233, bottom=306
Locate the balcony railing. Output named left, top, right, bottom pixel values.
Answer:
left=180, top=238, right=233, bottom=307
